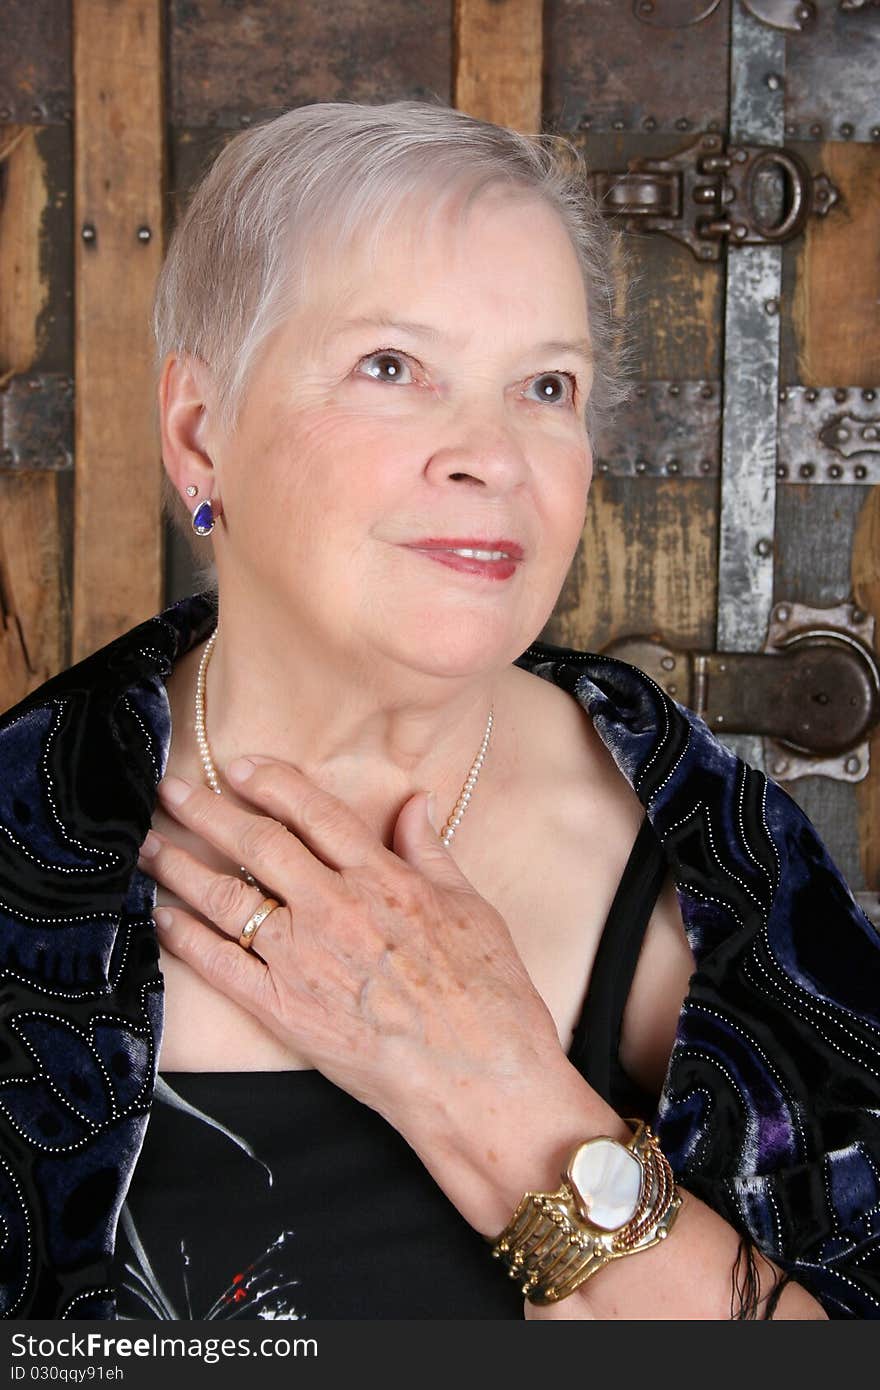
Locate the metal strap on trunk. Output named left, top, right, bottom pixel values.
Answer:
left=716, top=4, right=786, bottom=770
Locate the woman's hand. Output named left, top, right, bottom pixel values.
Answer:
left=138, top=756, right=579, bottom=1160
left=140, top=756, right=827, bottom=1319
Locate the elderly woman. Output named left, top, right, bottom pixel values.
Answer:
left=1, top=101, right=878, bottom=1322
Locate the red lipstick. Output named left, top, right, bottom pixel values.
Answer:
left=401, top=538, right=524, bottom=581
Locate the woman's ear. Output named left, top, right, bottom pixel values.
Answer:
left=158, top=353, right=222, bottom=512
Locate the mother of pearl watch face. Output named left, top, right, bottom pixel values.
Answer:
left=567, top=1138, right=643, bottom=1231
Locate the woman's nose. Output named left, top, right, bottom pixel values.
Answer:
left=424, top=415, right=530, bottom=491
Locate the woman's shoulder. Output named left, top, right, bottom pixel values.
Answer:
left=0, top=589, right=216, bottom=732
left=0, top=590, right=216, bottom=833
left=512, top=635, right=876, bottom=966
left=0, top=590, right=217, bottom=930
left=513, top=635, right=715, bottom=818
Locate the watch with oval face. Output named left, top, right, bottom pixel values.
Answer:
left=488, top=1120, right=682, bottom=1304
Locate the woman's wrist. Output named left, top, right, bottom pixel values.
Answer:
left=399, top=1061, right=828, bottom=1319
left=399, top=1053, right=631, bottom=1238
left=524, top=1185, right=828, bottom=1321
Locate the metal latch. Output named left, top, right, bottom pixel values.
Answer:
left=587, top=133, right=839, bottom=262
left=604, top=603, right=879, bottom=782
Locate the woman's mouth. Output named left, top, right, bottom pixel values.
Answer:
left=401, top=539, right=523, bottom=581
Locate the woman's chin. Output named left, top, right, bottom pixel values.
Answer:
left=380, top=612, right=538, bottom=679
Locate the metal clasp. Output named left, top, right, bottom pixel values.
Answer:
left=604, top=603, right=878, bottom=781
left=587, top=134, right=839, bottom=262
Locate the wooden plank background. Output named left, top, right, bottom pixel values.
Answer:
left=0, top=125, right=69, bottom=702
left=72, top=0, right=165, bottom=661
left=454, top=0, right=542, bottom=132
left=545, top=131, right=722, bottom=656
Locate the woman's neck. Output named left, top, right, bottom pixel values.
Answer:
left=164, top=600, right=512, bottom=851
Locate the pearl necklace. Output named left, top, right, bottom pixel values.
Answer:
left=195, top=628, right=493, bottom=849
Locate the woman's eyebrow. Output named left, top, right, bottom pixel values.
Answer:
left=332, top=314, right=594, bottom=365
left=536, top=338, right=595, bottom=366
left=334, top=314, right=442, bottom=340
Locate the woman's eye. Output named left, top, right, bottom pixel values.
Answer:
left=527, top=372, right=577, bottom=406
left=356, top=350, right=414, bottom=384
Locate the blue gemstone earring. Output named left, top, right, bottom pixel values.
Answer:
left=191, top=499, right=215, bottom=536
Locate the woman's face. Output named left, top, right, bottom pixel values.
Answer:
left=210, top=188, right=594, bottom=678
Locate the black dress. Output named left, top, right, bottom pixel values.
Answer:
left=112, top=818, right=667, bottom=1320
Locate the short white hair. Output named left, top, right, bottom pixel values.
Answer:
left=155, top=99, right=625, bottom=556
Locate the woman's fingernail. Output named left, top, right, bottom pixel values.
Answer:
left=140, top=830, right=161, bottom=858
left=153, top=907, right=173, bottom=930
left=227, top=757, right=256, bottom=783
left=426, top=792, right=439, bottom=833
left=159, top=775, right=192, bottom=807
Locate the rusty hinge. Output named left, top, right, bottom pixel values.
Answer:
left=587, top=133, right=839, bottom=262
left=0, top=372, right=73, bottom=471
left=605, top=603, right=879, bottom=782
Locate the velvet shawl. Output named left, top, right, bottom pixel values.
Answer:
left=1, top=590, right=878, bottom=1319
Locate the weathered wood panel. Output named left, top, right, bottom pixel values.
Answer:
left=453, top=0, right=542, bottom=131
left=72, top=0, right=164, bottom=660
left=775, top=484, right=867, bottom=610
left=544, top=0, right=730, bottom=136
left=168, top=128, right=229, bottom=215
left=545, top=477, right=718, bottom=653
left=549, top=132, right=722, bottom=656
left=578, top=133, right=724, bottom=381
left=0, top=128, right=48, bottom=383
left=0, top=0, right=72, bottom=125
left=0, top=472, right=70, bottom=702
left=169, top=0, right=452, bottom=128
left=0, top=125, right=69, bottom=706
left=793, top=143, right=880, bottom=390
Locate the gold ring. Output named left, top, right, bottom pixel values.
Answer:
left=238, top=897, right=282, bottom=951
